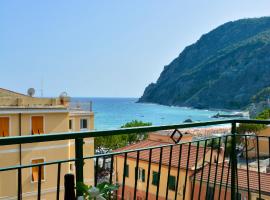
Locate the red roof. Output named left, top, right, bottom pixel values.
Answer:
left=195, top=163, right=270, bottom=194
left=114, top=139, right=210, bottom=169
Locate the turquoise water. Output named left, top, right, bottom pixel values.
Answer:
left=71, top=97, right=232, bottom=130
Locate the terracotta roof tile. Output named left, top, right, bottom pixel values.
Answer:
left=114, top=139, right=210, bottom=169
left=195, top=163, right=270, bottom=193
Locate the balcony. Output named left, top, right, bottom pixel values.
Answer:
left=0, top=119, right=270, bottom=200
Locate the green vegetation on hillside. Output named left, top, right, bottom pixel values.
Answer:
left=139, top=17, right=270, bottom=110
left=252, top=87, right=270, bottom=103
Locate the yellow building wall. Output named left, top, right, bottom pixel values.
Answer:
left=114, top=156, right=193, bottom=200
left=113, top=148, right=221, bottom=200
left=68, top=114, right=95, bottom=186
left=0, top=112, right=95, bottom=200
left=246, top=127, right=270, bottom=158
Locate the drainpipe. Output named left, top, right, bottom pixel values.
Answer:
left=19, top=113, right=22, bottom=165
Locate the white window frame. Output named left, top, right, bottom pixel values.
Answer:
left=80, top=118, right=88, bottom=130
left=137, top=167, right=145, bottom=182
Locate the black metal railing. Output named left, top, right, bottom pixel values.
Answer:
left=0, top=119, right=270, bottom=199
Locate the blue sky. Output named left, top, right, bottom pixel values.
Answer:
left=1, top=1, right=270, bottom=97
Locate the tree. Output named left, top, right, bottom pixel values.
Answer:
left=120, top=120, right=152, bottom=144
left=94, top=120, right=152, bottom=175
left=95, top=120, right=152, bottom=151
left=207, top=138, right=221, bottom=150
left=232, top=109, right=270, bottom=157
left=237, top=108, right=270, bottom=134
left=256, top=108, right=270, bottom=119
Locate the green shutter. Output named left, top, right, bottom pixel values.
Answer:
left=152, top=171, right=159, bottom=186
left=168, top=176, right=176, bottom=190
left=125, top=164, right=129, bottom=177
left=206, top=187, right=214, bottom=199
left=237, top=193, right=241, bottom=200
left=142, top=169, right=145, bottom=182
left=135, top=167, right=138, bottom=179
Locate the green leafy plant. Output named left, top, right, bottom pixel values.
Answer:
left=207, top=138, right=221, bottom=150
left=77, top=182, right=119, bottom=200
left=95, top=120, right=152, bottom=151
left=237, top=108, right=270, bottom=134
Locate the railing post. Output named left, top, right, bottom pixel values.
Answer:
left=64, top=174, right=76, bottom=200
left=231, top=122, right=237, bottom=199
left=75, top=138, right=84, bottom=197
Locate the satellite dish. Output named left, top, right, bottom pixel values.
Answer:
left=27, top=88, right=35, bottom=97
left=60, top=92, right=68, bottom=98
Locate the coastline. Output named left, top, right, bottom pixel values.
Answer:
left=71, top=97, right=248, bottom=130
left=136, top=101, right=247, bottom=115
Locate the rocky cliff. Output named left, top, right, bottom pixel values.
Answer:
left=138, top=17, right=270, bottom=110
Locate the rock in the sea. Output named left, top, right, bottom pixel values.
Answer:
left=183, top=119, right=193, bottom=123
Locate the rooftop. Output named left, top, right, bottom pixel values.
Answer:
left=195, top=163, right=270, bottom=194
left=114, top=135, right=211, bottom=169
left=0, top=88, right=70, bottom=109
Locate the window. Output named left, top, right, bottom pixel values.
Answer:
left=69, top=119, right=73, bottom=130
left=214, top=155, right=218, bottom=163
left=137, top=167, right=145, bottom=182
left=31, top=159, right=45, bottom=182
left=237, top=193, right=241, bottom=200
left=69, top=163, right=75, bottom=172
left=80, top=119, right=88, bottom=130
left=0, top=117, right=9, bottom=137
left=152, top=171, right=159, bottom=186
left=168, top=175, right=176, bottom=191
left=206, top=186, right=214, bottom=199
left=124, top=164, right=129, bottom=177
left=32, top=116, right=44, bottom=134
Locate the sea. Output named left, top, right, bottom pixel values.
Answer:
left=71, top=97, right=234, bottom=130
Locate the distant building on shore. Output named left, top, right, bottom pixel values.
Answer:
left=0, top=88, right=94, bottom=200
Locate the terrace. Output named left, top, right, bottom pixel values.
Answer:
left=0, top=119, right=270, bottom=200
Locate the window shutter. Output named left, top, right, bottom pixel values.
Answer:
left=142, top=169, right=145, bottom=182
left=0, top=119, right=3, bottom=137
left=169, top=176, right=176, bottom=190
left=31, top=159, right=45, bottom=182
left=69, top=120, right=73, bottom=130
left=38, top=116, right=44, bottom=133
left=237, top=193, right=241, bottom=200
left=125, top=165, right=129, bottom=177
left=135, top=167, right=138, bottom=179
left=32, top=116, right=43, bottom=134
left=206, top=187, right=214, bottom=199
left=32, top=166, right=38, bottom=182
left=84, top=120, right=87, bottom=128
left=152, top=172, right=159, bottom=186
left=0, top=117, right=9, bottom=137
